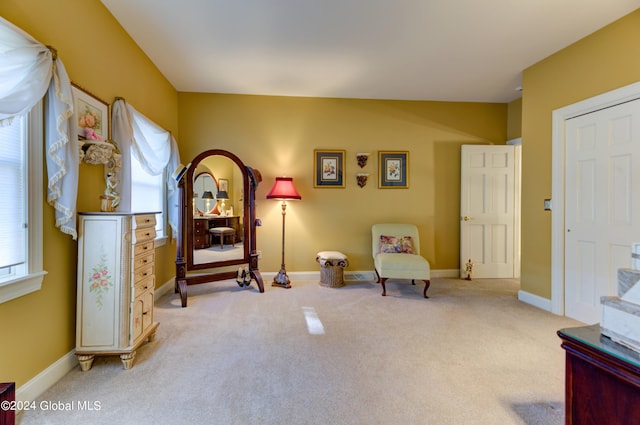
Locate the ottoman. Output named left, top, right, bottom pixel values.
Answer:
left=316, top=251, right=349, bottom=288
left=209, top=227, right=235, bottom=249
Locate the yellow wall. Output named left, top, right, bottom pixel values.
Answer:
left=521, top=9, right=640, bottom=298
left=507, top=98, right=522, bottom=140
left=0, top=0, right=178, bottom=388
left=178, top=94, right=507, bottom=272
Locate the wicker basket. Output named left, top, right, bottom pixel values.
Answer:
left=316, top=251, right=349, bottom=288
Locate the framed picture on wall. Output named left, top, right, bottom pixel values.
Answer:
left=314, top=149, right=345, bottom=188
left=71, top=83, right=109, bottom=142
left=379, top=151, right=409, bottom=188
left=218, top=178, right=229, bottom=192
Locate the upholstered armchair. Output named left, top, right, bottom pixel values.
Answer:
left=371, top=224, right=431, bottom=298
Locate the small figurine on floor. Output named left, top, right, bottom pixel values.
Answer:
left=465, top=259, right=473, bottom=281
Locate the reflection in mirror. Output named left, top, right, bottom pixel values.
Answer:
left=176, top=148, right=264, bottom=307
left=191, top=155, right=245, bottom=266
left=193, top=172, right=217, bottom=214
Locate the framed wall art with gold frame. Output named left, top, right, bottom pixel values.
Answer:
left=71, top=83, right=109, bottom=142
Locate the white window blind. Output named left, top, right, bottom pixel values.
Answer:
left=130, top=154, right=165, bottom=237
left=0, top=114, right=26, bottom=269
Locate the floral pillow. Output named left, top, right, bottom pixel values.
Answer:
left=378, top=235, right=415, bottom=254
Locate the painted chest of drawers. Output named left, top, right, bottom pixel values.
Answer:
left=75, top=212, right=159, bottom=370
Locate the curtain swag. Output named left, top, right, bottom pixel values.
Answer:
left=111, top=99, right=181, bottom=237
left=0, top=16, right=78, bottom=239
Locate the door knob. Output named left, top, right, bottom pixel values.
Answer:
left=463, top=216, right=472, bottom=221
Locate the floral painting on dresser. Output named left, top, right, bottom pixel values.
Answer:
left=88, top=248, right=113, bottom=309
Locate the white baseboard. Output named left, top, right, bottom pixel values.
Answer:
left=518, top=289, right=552, bottom=312
left=14, top=277, right=185, bottom=414
left=16, top=350, right=77, bottom=404
left=160, top=269, right=458, bottom=288
left=155, top=277, right=176, bottom=300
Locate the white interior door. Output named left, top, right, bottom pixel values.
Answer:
left=460, top=145, right=517, bottom=278
left=564, top=99, right=640, bottom=324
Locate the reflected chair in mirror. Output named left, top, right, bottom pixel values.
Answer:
left=209, top=226, right=235, bottom=249
left=371, top=223, right=431, bottom=298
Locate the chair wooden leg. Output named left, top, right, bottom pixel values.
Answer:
left=380, top=277, right=387, bottom=296
left=423, top=279, right=431, bottom=299
left=374, top=269, right=381, bottom=283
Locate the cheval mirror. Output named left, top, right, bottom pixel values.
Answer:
left=175, top=149, right=264, bottom=307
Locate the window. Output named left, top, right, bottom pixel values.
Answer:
left=0, top=102, right=46, bottom=304
left=130, top=152, right=167, bottom=244
left=124, top=104, right=172, bottom=246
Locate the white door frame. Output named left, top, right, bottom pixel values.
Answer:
left=510, top=139, right=522, bottom=279
left=551, top=81, right=640, bottom=315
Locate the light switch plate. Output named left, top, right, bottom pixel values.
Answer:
left=544, top=199, right=552, bottom=211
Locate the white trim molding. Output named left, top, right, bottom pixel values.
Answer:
left=0, top=101, right=46, bottom=305
left=155, top=277, right=176, bottom=300
left=0, top=271, right=47, bottom=304
left=518, top=290, right=552, bottom=312
left=16, top=350, right=77, bottom=407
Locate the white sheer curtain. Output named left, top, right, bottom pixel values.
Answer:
left=0, top=16, right=78, bottom=239
left=166, top=136, right=181, bottom=237
left=111, top=99, right=181, bottom=236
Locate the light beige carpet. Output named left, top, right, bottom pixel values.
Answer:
left=19, top=277, right=582, bottom=425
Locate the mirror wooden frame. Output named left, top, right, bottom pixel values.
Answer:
left=175, top=149, right=264, bottom=307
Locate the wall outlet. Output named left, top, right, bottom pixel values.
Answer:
left=257, top=250, right=262, bottom=259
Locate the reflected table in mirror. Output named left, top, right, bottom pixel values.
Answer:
left=193, top=216, right=240, bottom=249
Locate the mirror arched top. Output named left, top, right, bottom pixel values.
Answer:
left=185, top=149, right=251, bottom=271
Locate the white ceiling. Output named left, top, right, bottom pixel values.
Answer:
left=101, top=0, right=640, bottom=103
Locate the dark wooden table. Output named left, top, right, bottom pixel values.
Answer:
left=558, top=325, right=640, bottom=425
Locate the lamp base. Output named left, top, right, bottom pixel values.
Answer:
left=272, top=268, right=291, bottom=288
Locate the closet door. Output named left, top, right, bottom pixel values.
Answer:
left=564, top=99, right=640, bottom=324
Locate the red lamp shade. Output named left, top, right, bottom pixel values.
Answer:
left=266, top=177, right=301, bottom=200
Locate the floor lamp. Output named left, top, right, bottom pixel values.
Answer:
left=266, top=177, right=301, bottom=288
